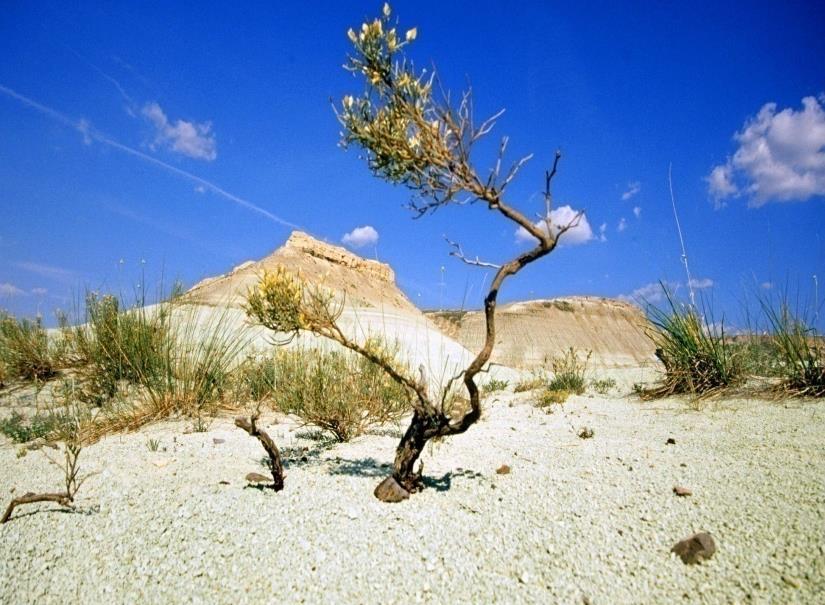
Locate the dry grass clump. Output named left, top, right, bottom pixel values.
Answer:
left=643, top=291, right=741, bottom=399
left=514, top=372, right=548, bottom=393
left=0, top=311, right=62, bottom=382
left=481, top=378, right=509, bottom=395
left=536, top=388, right=569, bottom=409
left=760, top=299, right=824, bottom=397
left=241, top=346, right=411, bottom=442
left=83, top=304, right=249, bottom=439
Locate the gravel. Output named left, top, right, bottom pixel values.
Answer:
left=1, top=392, right=823, bottom=604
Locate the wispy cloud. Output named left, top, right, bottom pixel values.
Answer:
left=515, top=205, right=594, bottom=246
left=0, top=282, right=25, bottom=297
left=708, top=95, right=825, bottom=206
left=620, top=277, right=715, bottom=304
left=342, top=225, right=379, bottom=248
left=0, top=84, right=300, bottom=229
left=633, top=206, right=641, bottom=218
left=142, top=101, right=217, bottom=161
left=598, top=222, right=607, bottom=242
left=13, top=261, right=79, bottom=284
left=621, top=181, right=641, bottom=201
left=617, top=217, right=627, bottom=232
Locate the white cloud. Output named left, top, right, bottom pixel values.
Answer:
left=598, top=222, right=607, bottom=242
left=514, top=205, right=593, bottom=246
left=342, top=225, right=379, bottom=248
left=31, top=287, right=48, bottom=295
left=0, top=282, right=24, bottom=297
left=617, top=217, right=627, bottom=232
left=707, top=95, right=825, bottom=206
left=142, top=102, right=217, bottom=161
left=620, top=282, right=668, bottom=304
left=632, top=206, right=641, bottom=218
left=760, top=281, right=773, bottom=290
left=621, top=277, right=713, bottom=305
left=621, top=181, right=641, bottom=201
left=688, top=277, right=714, bottom=289
left=194, top=185, right=206, bottom=194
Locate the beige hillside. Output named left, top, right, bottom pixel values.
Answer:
left=428, top=297, right=658, bottom=372
left=181, top=231, right=518, bottom=390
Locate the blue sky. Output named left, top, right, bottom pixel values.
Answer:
left=1, top=1, right=823, bottom=329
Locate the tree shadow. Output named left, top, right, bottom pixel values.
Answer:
left=325, top=458, right=488, bottom=493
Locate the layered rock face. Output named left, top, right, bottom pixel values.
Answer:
left=428, top=297, right=657, bottom=370
left=185, top=231, right=414, bottom=313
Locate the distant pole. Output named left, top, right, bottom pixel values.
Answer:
left=669, top=163, right=695, bottom=308
left=439, top=266, right=446, bottom=311
left=814, top=274, right=819, bottom=325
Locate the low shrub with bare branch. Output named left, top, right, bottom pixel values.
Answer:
left=247, top=3, right=582, bottom=502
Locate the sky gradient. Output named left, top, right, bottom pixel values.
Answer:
left=1, top=1, right=823, bottom=329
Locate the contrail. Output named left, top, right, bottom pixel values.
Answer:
left=0, top=83, right=301, bottom=230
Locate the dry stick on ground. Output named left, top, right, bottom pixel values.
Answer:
left=2, top=440, right=88, bottom=524
left=234, top=414, right=285, bottom=491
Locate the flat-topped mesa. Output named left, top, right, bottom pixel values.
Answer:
left=184, top=230, right=414, bottom=312
left=283, top=231, right=394, bottom=284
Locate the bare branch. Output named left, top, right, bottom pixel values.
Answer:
left=445, top=237, right=501, bottom=269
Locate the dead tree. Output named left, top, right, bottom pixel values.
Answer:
left=234, top=414, right=285, bottom=491
left=247, top=4, right=581, bottom=501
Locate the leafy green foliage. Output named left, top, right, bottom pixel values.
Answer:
left=0, top=411, right=63, bottom=443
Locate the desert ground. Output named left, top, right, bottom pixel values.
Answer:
left=1, top=233, right=823, bottom=604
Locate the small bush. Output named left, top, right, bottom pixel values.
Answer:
left=0, top=312, right=59, bottom=382
left=482, top=378, right=509, bottom=394
left=644, top=290, right=741, bottom=398
left=0, top=411, right=63, bottom=443
left=547, top=347, right=589, bottom=395
left=761, top=300, right=824, bottom=397
left=265, top=346, right=410, bottom=442
left=536, top=388, right=569, bottom=409
left=591, top=377, right=616, bottom=394
left=72, top=293, right=170, bottom=404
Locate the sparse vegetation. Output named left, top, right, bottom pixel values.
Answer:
left=514, top=372, right=548, bottom=393
left=536, top=388, right=569, bottom=408
left=2, top=395, right=92, bottom=524
left=643, top=288, right=742, bottom=398
left=146, top=437, right=160, bottom=452
left=0, top=410, right=64, bottom=443
left=547, top=348, right=590, bottom=395
left=261, top=347, right=411, bottom=442
left=482, top=378, right=509, bottom=395
left=760, top=298, right=824, bottom=397
left=591, top=377, right=617, bottom=395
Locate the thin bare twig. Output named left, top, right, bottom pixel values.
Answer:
left=445, top=237, right=501, bottom=269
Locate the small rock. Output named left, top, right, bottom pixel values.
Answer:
left=151, top=458, right=171, bottom=468
left=671, top=532, right=716, bottom=564
left=218, top=480, right=230, bottom=485
left=578, top=427, right=594, bottom=439
left=673, top=486, right=692, bottom=497
left=666, top=437, right=676, bottom=445
left=212, top=438, right=225, bottom=445
left=374, top=476, right=410, bottom=503
left=496, top=464, right=511, bottom=475
left=781, top=575, right=801, bottom=588
left=245, top=472, right=271, bottom=484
